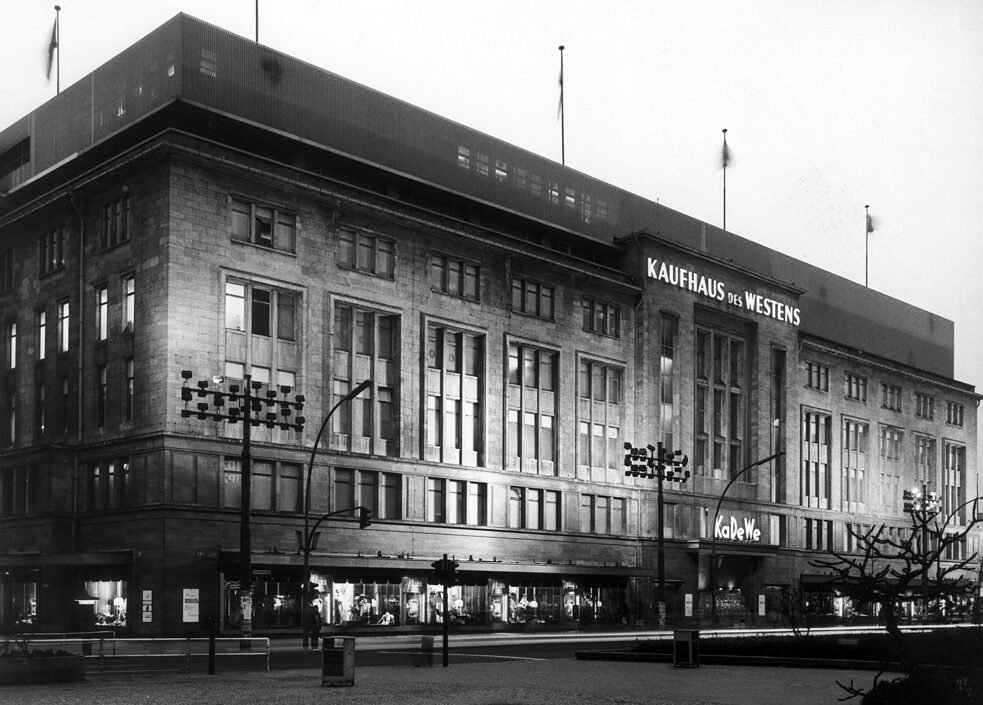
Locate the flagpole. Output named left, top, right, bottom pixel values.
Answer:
left=865, top=204, right=870, bottom=287
left=55, top=5, right=61, bottom=94
left=255, top=0, right=259, bottom=42
left=722, top=128, right=728, bottom=231
left=559, top=45, right=565, bottom=166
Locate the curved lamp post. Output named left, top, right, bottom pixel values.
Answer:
left=300, top=379, right=371, bottom=648
left=709, top=451, right=784, bottom=627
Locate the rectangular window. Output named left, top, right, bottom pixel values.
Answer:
left=430, top=255, right=479, bottom=300
left=332, top=303, right=401, bottom=456
left=582, top=298, right=621, bottom=337
left=801, top=411, right=831, bottom=509
left=230, top=197, right=296, bottom=253
left=338, top=229, right=394, bottom=278
left=123, top=357, right=134, bottom=422
left=771, top=348, right=787, bottom=504
left=36, top=381, right=45, bottom=436
left=96, top=364, right=107, bottom=427
left=222, top=458, right=241, bottom=508
left=58, top=300, right=70, bottom=352
left=845, top=373, right=867, bottom=402
left=425, top=324, right=484, bottom=466
left=225, top=282, right=245, bottom=331
left=0, top=249, right=12, bottom=293
left=659, top=314, right=677, bottom=451
left=427, top=478, right=445, bottom=523
left=122, top=276, right=135, bottom=332
left=511, top=278, right=554, bottom=321
left=96, top=285, right=109, bottom=341
left=7, top=321, right=14, bottom=370
left=945, top=401, right=964, bottom=427
left=915, top=393, right=934, bottom=420
left=37, top=310, right=46, bottom=360
left=578, top=359, right=623, bottom=471
left=881, top=383, right=902, bottom=411
left=879, top=426, right=904, bottom=513
left=841, top=419, right=868, bottom=512
left=695, top=328, right=746, bottom=478
left=507, top=342, right=557, bottom=473
left=581, top=494, right=626, bottom=535
left=805, top=361, right=829, bottom=391
left=39, top=226, right=67, bottom=275
left=943, top=443, right=966, bottom=524
left=277, top=463, right=301, bottom=513
left=101, top=193, right=130, bottom=249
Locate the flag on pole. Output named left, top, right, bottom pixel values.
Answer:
left=556, top=66, right=563, bottom=120
left=46, top=17, right=58, bottom=80
left=721, top=132, right=731, bottom=168
left=866, top=211, right=874, bottom=233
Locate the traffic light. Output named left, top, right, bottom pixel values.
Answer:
left=429, top=557, right=459, bottom=585
left=358, top=506, right=372, bottom=529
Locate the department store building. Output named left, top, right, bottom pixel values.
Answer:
left=0, top=15, right=978, bottom=636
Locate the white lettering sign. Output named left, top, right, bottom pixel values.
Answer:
left=646, top=257, right=801, bottom=326
left=714, top=515, right=762, bottom=543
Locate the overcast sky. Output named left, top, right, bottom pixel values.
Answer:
left=3, top=0, right=982, bottom=452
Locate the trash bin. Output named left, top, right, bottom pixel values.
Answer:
left=673, top=629, right=699, bottom=667
left=321, top=637, right=355, bottom=686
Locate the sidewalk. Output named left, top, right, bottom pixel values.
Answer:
left=5, top=657, right=895, bottom=705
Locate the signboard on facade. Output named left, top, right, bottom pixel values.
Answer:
left=758, top=594, right=766, bottom=617
left=684, top=593, right=693, bottom=617
left=142, top=590, right=152, bottom=623
left=182, top=588, right=200, bottom=623
left=714, top=514, right=762, bottom=543
left=646, top=257, right=801, bottom=326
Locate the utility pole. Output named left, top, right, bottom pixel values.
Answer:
left=181, top=370, right=305, bottom=645
left=624, top=441, right=689, bottom=628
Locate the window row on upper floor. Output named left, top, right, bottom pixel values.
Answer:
left=802, top=359, right=967, bottom=427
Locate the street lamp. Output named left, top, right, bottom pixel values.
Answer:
left=624, top=441, right=689, bottom=629
left=902, top=484, right=941, bottom=620
left=300, top=379, right=372, bottom=648
left=180, top=370, right=305, bottom=644
left=709, top=451, right=784, bottom=627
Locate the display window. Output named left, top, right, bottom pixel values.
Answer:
left=0, top=569, right=38, bottom=627
left=81, top=580, right=127, bottom=627
left=323, top=578, right=401, bottom=626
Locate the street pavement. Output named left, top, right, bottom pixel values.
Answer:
left=4, top=657, right=896, bottom=704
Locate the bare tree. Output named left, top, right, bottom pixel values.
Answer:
left=810, top=497, right=981, bottom=672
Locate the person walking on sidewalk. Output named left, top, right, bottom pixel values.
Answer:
left=308, top=601, right=322, bottom=652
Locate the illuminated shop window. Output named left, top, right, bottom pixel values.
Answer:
left=81, top=580, right=127, bottom=627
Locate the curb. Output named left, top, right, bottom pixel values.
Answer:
left=574, top=650, right=900, bottom=671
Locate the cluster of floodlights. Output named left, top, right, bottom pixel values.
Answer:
left=903, top=487, right=941, bottom=514
left=623, top=441, right=690, bottom=482
left=179, top=370, right=306, bottom=431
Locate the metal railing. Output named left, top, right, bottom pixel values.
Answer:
left=16, top=635, right=270, bottom=676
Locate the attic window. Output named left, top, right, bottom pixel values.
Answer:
left=200, top=48, right=217, bottom=78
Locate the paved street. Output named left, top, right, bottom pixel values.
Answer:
left=5, top=657, right=895, bottom=705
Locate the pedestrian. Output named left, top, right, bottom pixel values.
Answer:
left=309, top=601, right=322, bottom=652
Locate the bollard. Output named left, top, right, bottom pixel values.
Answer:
left=207, top=615, right=216, bottom=675
left=415, top=635, right=434, bottom=667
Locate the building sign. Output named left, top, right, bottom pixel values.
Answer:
left=684, top=593, right=693, bottom=617
left=646, top=257, right=801, bottom=326
left=182, top=588, right=199, bottom=623
left=758, top=594, right=766, bottom=616
left=714, top=514, right=762, bottom=543
left=142, top=590, right=153, bottom=623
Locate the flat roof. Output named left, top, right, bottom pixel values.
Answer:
left=0, top=13, right=957, bottom=379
